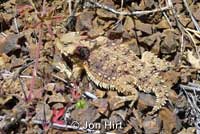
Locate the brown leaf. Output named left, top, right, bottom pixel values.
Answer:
left=155, top=19, right=171, bottom=29
left=0, top=14, right=10, bottom=31
left=88, top=27, right=104, bottom=39
left=107, top=24, right=124, bottom=40
left=135, top=20, right=153, bottom=34
left=0, top=53, right=10, bottom=67
left=179, top=16, right=191, bottom=27
left=160, top=29, right=179, bottom=54
left=193, top=8, right=200, bottom=21
left=140, top=32, right=161, bottom=47
left=159, top=108, right=181, bottom=134
left=0, top=34, right=22, bottom=54
left=107, top=91, right=126, bottom=111
left=47, top=93, right=68, bottom=104
left=33, top=102, right=52, bottom=121
left=96, top=9, right=117, bottom=19
left=71, top=105, right=101, bottom=126
left=137, top=92, right=155, bottom=112
left=95, top=89, right=106, bottom=98
left=91, top=99, right=109, bottom=116
left=187, top=50, right=200, bottom=69
left=178, top=127, right=195, bottom=134
left=75, top=11, right=95, bottom=31
left=124, top=16, right=134, bottom=31
left=162, top=70, right=180, bottom=85
left=143, top=116, right=161, bottom=134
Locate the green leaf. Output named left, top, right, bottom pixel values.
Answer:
left=75, top=99, right=87, bottom=109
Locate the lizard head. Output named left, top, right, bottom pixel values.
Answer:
left=74, top=46, right=90, bottom=60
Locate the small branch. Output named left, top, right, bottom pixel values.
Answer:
left=0, top=32, right=7, bottom=37
left=13, top=17, right=19, bottom=33
left=28, top=26, right=43, bottom=101
left=68, top=0, right=72, bottom=15
left=1, top=72, right=32, bottom=79
left=88, top=0, right=172, bottom=16
left=12, top=60, right=35, bottom=80
left=179, top=84, right=200, bottom=92
left=182, top=0, right=200, bottom=31
left=52, top=74, right=72, bottom=88
left=84, top=91, right=97, bottom=99
left=188, top=82, right=200, bottom=88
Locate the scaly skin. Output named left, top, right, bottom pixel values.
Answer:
left=57, top=34, right=177, bottom=114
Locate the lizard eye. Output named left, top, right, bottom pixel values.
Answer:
left=75, top=46, right=90, bottom=60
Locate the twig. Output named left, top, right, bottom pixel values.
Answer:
left=28, top=0, right=39, bottom=14
left=52, top=74, right=72, bottom=88
left=68, top=0, right=72, bottom=15
left=182, top=0, right=200, bottom=31
left=28, top=26, right=43, bottom=101
left=162, top=11, right=172, bottom=28
left=186, top=28, right=200, bottom=39
left=87, top=0, right=172, bottom=16
left=13, top=17, right=19, bottom=33
left=179, top=84, right=200, bottom=92
left=185, top=29, right=200, bottom=59
left=12, top=60, right=35, bottom=80
left=1, top=72, right=32, bottom=79
left=180, top=83, right=200, bottom=133
left=19, top=77, right=28, bottom=101
left=160, top=0, right=172, bottom=28
left=41, top=0, right=47, bottom=17
left=188, top=82, right=200, bottom=88
left=0, top=32, right=7, bottom=37
left=84, top=91, right=97, bottom=99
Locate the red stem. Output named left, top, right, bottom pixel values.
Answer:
left=28, top=25, right=43, bottom=101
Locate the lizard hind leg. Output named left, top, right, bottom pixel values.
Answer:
left=148, top=87, right=169, bottom=115
left=114, top=76, right=139, bottom=108
left=136, top=75, right=169, bottom=115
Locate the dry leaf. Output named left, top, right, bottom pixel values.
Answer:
left=155, top=19, right=171, bottom=29
left=135, top=20, right=152, bottom=34
left=54, top=61, right=72, bottom=78
left=47, top=93, right=67, bottom=104
left=0, top=34, right=22, bottom=54
left=178, top=127, right=195, bottom=134
left=107, top=91, right=126, bottom=111
left=159, top=108, right=180, bottom=134
left=33, top=102, right=52, bottom=121
left=0, top=53, right=10, bottom=66
left=160, top=29, right=179, bottom=54
left=143, top=116, right=161, bottom=134
left=124, top=16, right=134, bottom=31
left=71, top=105, right=101, bottom=126
left=75, top=11, right=95, bottom=31
left=137, top=92, right=155, bottom=112
left=187, top=50, right=200, bottom=69
left=96, top=9, right=117, bottom=19
left=91, top=99, right=109, bottom=116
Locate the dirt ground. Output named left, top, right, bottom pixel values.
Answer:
left=0, top=0, right=200, bottom=133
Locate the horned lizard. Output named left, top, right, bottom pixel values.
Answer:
left=56, top=33, right=177, bottom=114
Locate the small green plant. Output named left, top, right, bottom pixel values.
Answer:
left=75, top=99, right=87, bottom=109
